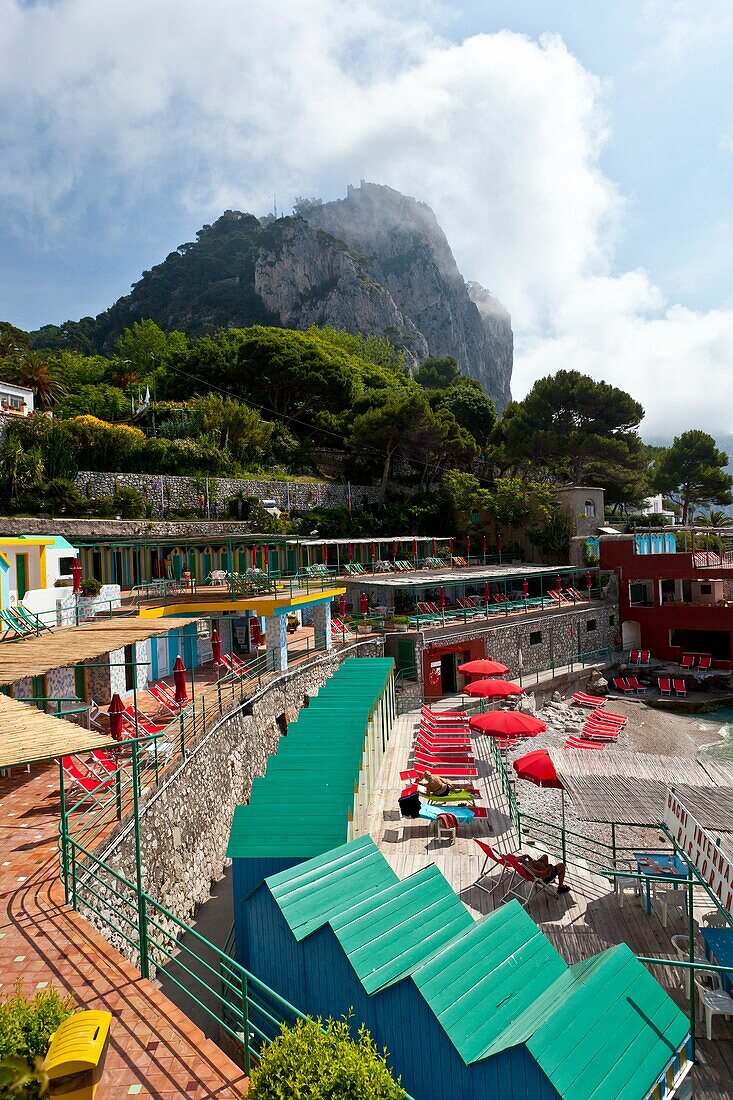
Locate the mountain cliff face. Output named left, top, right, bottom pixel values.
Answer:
left=302, top=183, right=512, bottom=407
left=33, top=183, right=513, bottom=408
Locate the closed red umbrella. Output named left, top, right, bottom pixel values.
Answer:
left=466, top=536, right=471, bottom=557
left=173, top=655, right=188, bottom=704
left=458, top=659, right=509, bottom=677
left=513, top=749, right=562, bottom=789
left=322, top=542, right=328, bottom=563
left=432, top=539, right=436, bottom=555
left=522, top=578, right=529, bottom=597
left=339, top=593, right=346, bottom=617
left=483, top=581, right=490, bottom=604
left=360, top=592, right=368, bottom=614
left=554, top=575, right=562, bottom=592
left=211, top=629, right=222, bottom=665
left=251, top=544, right=258, bottom=568
left=439, top=586, right=446, bottom=610
left=70, top=558, right=82, bottom=594
left=449, top=538, right=454, bottom=553
left=464, top=678, right=524, bottom=699
left=412, top=538, right=418, bottom=559
left=347, top=543, right=353, bottom=562
left=371, top=542, right=377, bottom=561
left=108, top=693, right=125, bottom=742
left=585, top=571, right=593, bottom=592
left=470, top=712, right=546, bottom=737
left=392, top=541, right=398, bottom=560
left=482, top=535, right=487, bottom=554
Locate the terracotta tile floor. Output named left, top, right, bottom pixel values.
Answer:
left=0, top=764, right=248, bottom=1098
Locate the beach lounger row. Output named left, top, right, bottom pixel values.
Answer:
left=548, top=587, right=587, bottom=604
left=331, top=616, right=355, bottom=641
left=628, top=649, right=652, bottom=666
left=680, top=654, right=711, bottom=670
left=302, top=564, right=332, bottom=579
left=658, top=677, right=687, bottom=697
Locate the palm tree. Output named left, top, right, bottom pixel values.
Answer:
left=693, top=508, right=733, bottom=528
left=11, top=350, right=66, bottom=409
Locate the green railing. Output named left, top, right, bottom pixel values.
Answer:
left=63, top=829, right=307, bottom=1073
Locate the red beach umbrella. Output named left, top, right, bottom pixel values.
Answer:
left=371, top=542, right=377, bottom=561
left=482, top=535, right=487, bottom=554
left=464, top=679, right=524, bottom=699
left=322, top=542, right=328, bottom=563
left=522, top=578, right=529, bottom=597
left=483, top=581, right=490, bottom=604
left=432, top=539, right=436, bottom=555
left=466, top=536, right=471, bottom=557
left=360, top=592, right=369, bottom=614
left=413, top=538, right=418, bottom=559
left=339, top=593, right=346, bottom=617
left=211, top=629, right=222, bottom=666
left=458, top=659, right=509, bottom=677
left=449, top=538, right=454, bottom=553
left=263, top=545, right=269, bottom=570
left=392, top=541, right=398, bottom=560
left=173, top=655, right=188, bottom=704
left=585, top=571, right=593, bottom=592
left=108, top=693, right=125, bottom=742
left=513, top=749, right=562, bottom=789
left=470, top=712, right=546, bottom=737
left=554, top=575, right=562, bottom=592
left=347, top=543, right=353, bottom=562
left=439, top=586, right=446, bottom=610
left=251, top=544, right=258, bottom=568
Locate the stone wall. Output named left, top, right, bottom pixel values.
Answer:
left=85, top=639, right=385, bottom=963
left=72, top=471, right=383, bottom=518
left=396, top=604, right=616, bottom=689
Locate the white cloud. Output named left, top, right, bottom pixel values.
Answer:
left=0, top=0, right=731, bottom=437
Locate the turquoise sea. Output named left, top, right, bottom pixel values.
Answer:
left=697, top=706, right=733, bottom=761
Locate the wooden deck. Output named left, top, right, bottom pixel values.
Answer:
left=363, top=704, right=733, bottom=1099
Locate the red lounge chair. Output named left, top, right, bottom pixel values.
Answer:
left=123, top=705, right=166, bottom=734
left=572, top=691, right=606, bottom=709
left=658, top=677, right=672, bottom=696
left=564, top=736, right=606, bottom=750
left=698, top=656, right=712, bottom=671
left=673, top=679, right=687, bottom=698
left=582, top=726, right=620, bottom=742
left=418, top=730, right=472, bottom=746
left=420, top=722, right=471, bottom=738
left=148, top=684, right=181, bottom=715
left=413, top=751, right=478, bottom=777
left=416, top=741, right=474, bottom=760
left=680, top=654, right=695, bottom=669
left=629, top=649, right=641, bottom=665
left=639, top=650, right=652, bottom=665
left=612, top=678, right=635, bottom=695
left=501, top=853, right=560, bottom=907
left=626, top=676, right=647, bottom=694
left=565, top=587, right=585, bottom=601
left=474, top=839, right=515, bottom=894
left=590, top=709, right=626, bottom=725
left=61, top=756, right=114, bottom=795
left=547, top=589, right=563, bottom=604
left=421, top=706, right=468, bottom=720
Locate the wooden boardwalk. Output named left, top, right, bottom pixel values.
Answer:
left=363, top=705, right=733, bottom=1099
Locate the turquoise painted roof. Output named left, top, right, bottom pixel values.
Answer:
left=226, top=657, right=394, bottom=861
left=412, top=901, right=567, bottom=1065
left=267, top=835, right=398, bottom=941
left=261, top=836, right=690, bottom=1097
left=330, top=865, right=473, bottom=994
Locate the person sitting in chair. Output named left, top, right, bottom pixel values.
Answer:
left=517, top=852, right=570, bottom=894
left=419, top=770, right=474, bottom=799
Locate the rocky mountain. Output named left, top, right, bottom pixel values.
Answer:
left=33, top=182, right=513, bottom=408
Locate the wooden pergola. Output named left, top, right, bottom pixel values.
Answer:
left=0, top=693, right=114, bottom=768
left=0, top=617, right=201, bottom=687
left=548, top=747, right=733, bottom=827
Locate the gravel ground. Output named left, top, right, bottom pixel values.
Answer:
left=499, top=691, right=723, bottom=859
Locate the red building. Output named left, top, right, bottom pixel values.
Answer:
left=599, top=534, right=733, bottom=663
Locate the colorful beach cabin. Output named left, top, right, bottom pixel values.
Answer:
left=238, top=836, right=691, bottom=1100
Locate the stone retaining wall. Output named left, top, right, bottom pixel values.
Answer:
left=73, top=470, right=383, bottom=517
left=86, top=640, right=384, bottom=963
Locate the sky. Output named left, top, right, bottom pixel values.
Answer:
left=1, top=0, right=733, bottom=438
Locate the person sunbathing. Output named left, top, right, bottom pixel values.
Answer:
left=419, top=770, right=473, bottom=798
left=517, top=852, right=571, bottom=894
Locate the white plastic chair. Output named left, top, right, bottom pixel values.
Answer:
left=652, top=885, right=686, bottom=928
left=671, top=934, right=710, bottom=997
left=694, top=973, right=733, bottom=1040
left=614, top=874, right=639, bottom=908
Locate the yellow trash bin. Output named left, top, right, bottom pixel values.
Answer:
left=44, top=1010, right=112, bottom=1098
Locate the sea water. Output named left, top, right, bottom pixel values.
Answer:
left=697, top=705, right=733, bottom=761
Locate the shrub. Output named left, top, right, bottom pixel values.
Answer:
left=111, top=485, right=145, bottom=519
left=80, top=578, right=102, bottom=597
left=249, top=1017, right=406, bottom=1100
left=0, top=982, right=74, bottom=1099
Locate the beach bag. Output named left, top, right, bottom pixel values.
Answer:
left=398, top=791, right=421, bottom=818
